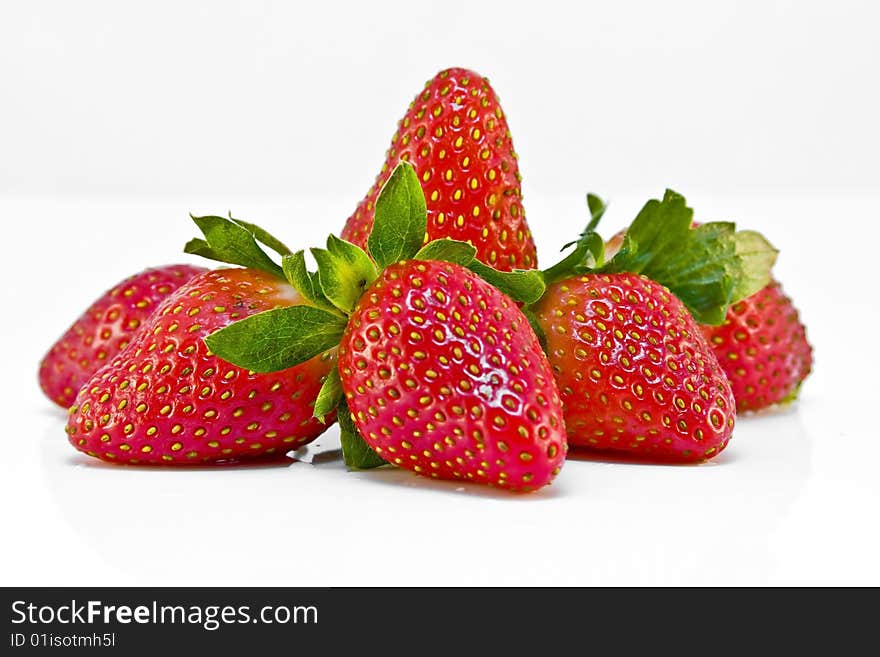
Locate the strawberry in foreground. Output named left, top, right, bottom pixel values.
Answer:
left=701, top=280, right=812, bottom=412
left=530, top=192, right=778, bottom=461
left=66, top=222, right=337, bottom=464
left=39, top=264, right=205, bottom=408
left=208, top=162, right=566, bottom=491
left=341, top=67, right=537, bottom=272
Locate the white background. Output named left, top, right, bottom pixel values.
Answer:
left=1, top=1, right=878, bottom=586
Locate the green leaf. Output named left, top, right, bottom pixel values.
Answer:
left=230, top=217, right=292, bottom=256
left=368, top=161, right=428, bottom=268
left=187, top=215, right=284, bottom=279
left=183, top=238, right=224, bottom=263
left=281, top=251, right=338, bottom=313
left=646, top=222, right=738, bottom=325
left=542, top=231, right=605, bottom=286
left=603, top=189, right=694, bottom=275
left=413, top=238, right=477, bottom=266
left=601, top=204, right=741, bottom=324
left=281, top=251, right=317, bottom=299
left=586, top=193, right=607, bottom=232
left=338, top=399, right=387, bottom=469
left=540, top=192, right=609, bottom=286
left=204, top=305, right=345, bottom=373
left=540, top=188, right=777, bottom=325
left=468, top=260, right=546, bottom=305
left=732, top=230, right=778, bottom=301
left=313, top=367, right=343, bottom=423
left=522, top=308, right=548, bottom=353
left=597, top=190, right=777, bottom=324
left=311, top=236, right=378, bottom=313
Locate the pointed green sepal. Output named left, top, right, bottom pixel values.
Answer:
left=585, top=193, right=608, bottom=232
left=368, top=161, right=428, bottom=268
left=183, top=238, right=224, bottom=263
left=467, top=260, right=546, bottom=305
left=311, top=236, right=378, bottom=314
left=313, top=367, right=343, bottom=424
left=338, top=399, right=387, bottom=469
left=281, top=251, right=338, bottom=313
left=186, top=214, right=285, bottom=279
left=542, top=192, right=609, bottom=285
left=602, top=189, right=694, bottom=275
left=732, top=230, right=778, bottom=301
left=542, top=232, right=605, bottom=286
left=204, top=305, right=345, bottom=373
left=230, top=216, right=292, bottom=257
left=413, top=238, right=477, bottom=266
left=522, top=308, right=548, bottom=353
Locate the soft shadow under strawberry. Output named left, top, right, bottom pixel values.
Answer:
left=565, top=445, right=738, bottom=467
left=348, top=465, right=568, bottom=500
left=65, top=452, right=297, bottom=471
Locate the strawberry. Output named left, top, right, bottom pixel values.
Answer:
left=534, top=273, right=735, bottom=461
left=607, top=223, right=812, bottom=412
left=338, top=260, right=565, bottom=490
left=66, top=221, right=337, bottom=465
left=701, top=280, right=812, bottom=412
left=39, top=264, right=205, bottom=408
left=340, top=67, right=537, bottom=272
left=531, top=191, right=778, bottom=461
left=207, top=162, right=565, bottom=490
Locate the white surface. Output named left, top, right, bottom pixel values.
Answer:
left=1, top=192, right=878, bottom=587
left=2, top=1, right=879, bottom=586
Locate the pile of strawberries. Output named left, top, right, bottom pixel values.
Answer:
left=39, top=68, right=812, bottom=492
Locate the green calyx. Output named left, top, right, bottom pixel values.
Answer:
left=541, top=189, right=779, bottom=325
left=201, top=162, right=546, bottom=379
left=187, top=161, right=546, bottom=469
left=184, top=213, right=291, bottom=279
left=338, top=398, right=388, bottom=469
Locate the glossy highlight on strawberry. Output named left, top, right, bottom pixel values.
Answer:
left=341, top=68, right=537, bottom=271
left=702, top=280, right=812, bottom=412
left=535, top=274, right=736, bottom=462
left=39, top=264, right=205, bottom=408
left=338, top=260, right=566, bottom=490
left=66, top=268, right=336, bottom=464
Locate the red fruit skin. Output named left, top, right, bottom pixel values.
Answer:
left=39, top=265, right=206, bottom=408
left=534, top=274, right=736, bottom=462
left=340, top=68, right=537, bottom=272
left=66, top=268, right=336, bottom=465
left=701, top=280, right=812, bottom=412
left=338, top=260, right=566, bottom=491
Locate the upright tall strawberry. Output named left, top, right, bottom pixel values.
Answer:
left=341, top=68, right=537, bottom=271
left=39, top=264, right=205, bottom=408
left=209, top=162, right=566, bottom=491
left=66, top=221, right=337, bottom=464
left=530, top=192, right=778, bottom=461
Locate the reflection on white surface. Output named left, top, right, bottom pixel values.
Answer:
left=37, top=402, right=812, bottom=586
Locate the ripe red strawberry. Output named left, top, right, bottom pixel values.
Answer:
left=66, top=268, right=337, bottom=465
left=206, top=162, right=562, bottom=490
left=39, top=265, right=206, bottom=408
left=340, top=67, right=537, bottom=271
left=531, top=190, right=779, bottom=462
left=338, top=260, right=566, bottom=490
left=534, top=274, right=735, bottom=461
left=606, top=222, right=811, bottom=412
left=701, top=280, right=812, bottom=412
